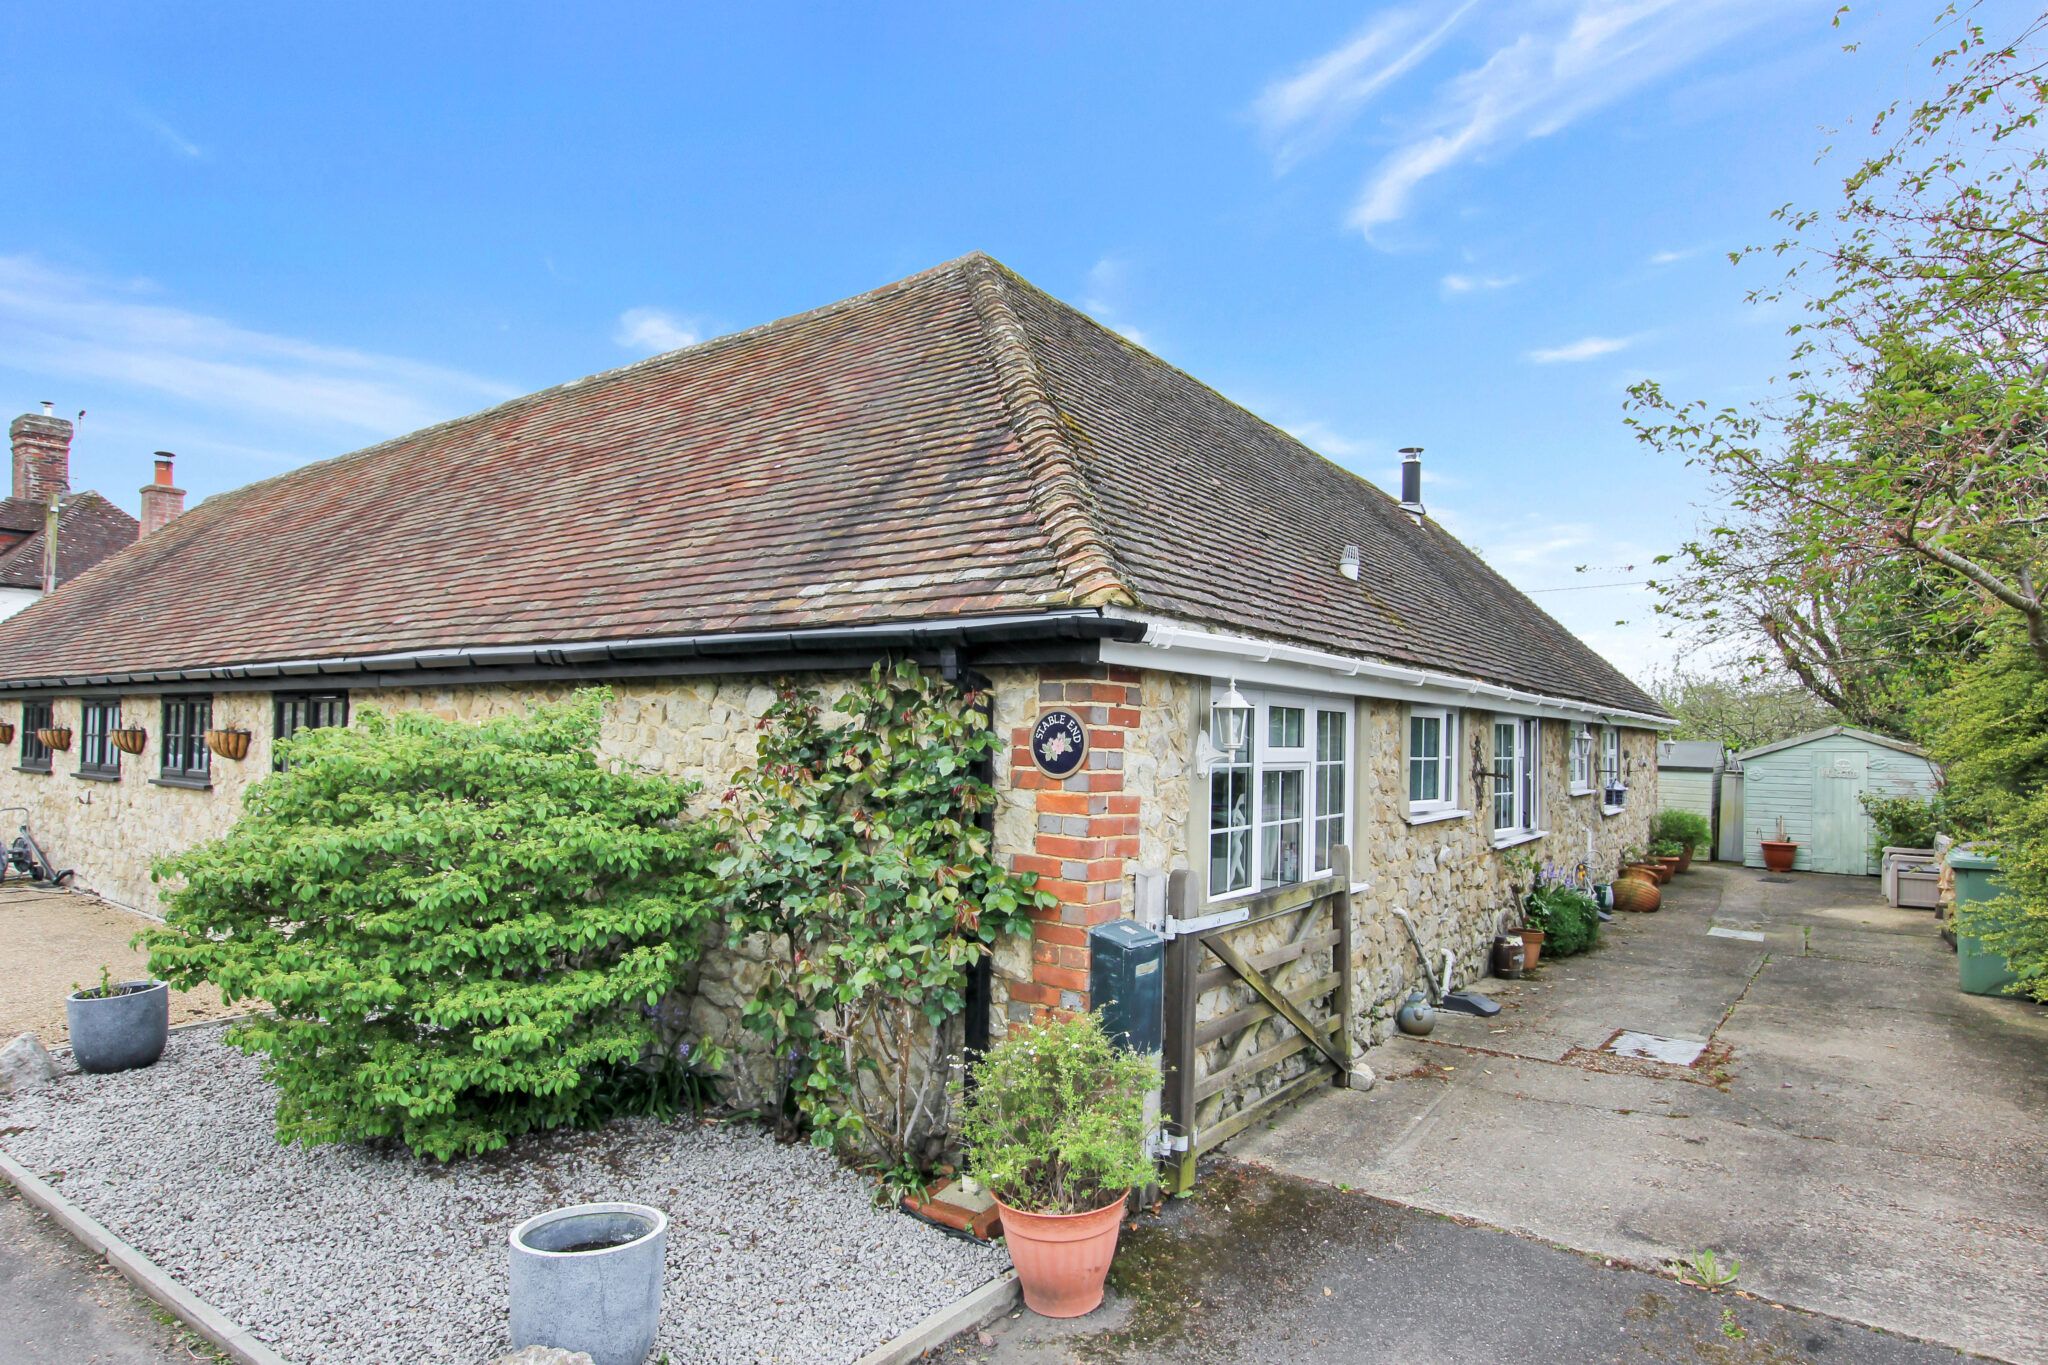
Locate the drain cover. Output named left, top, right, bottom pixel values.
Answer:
left=1707, top=926, right=1766, bottom=942
left=1606, top=1031, right=1706, bottom=1066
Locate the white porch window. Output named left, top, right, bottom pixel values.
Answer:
left=1491, top=716, right=1542, bottom=842
left=1406, top=706, right=1458, bottom=818
left=1600, top=725, right=1625, bottom=814
left=1209, top=686, right=1351, bottom=901
left=1569, top=725, right=1594, bottom=795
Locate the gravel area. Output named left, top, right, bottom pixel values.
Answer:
left=0, top=1026, right=1008, bottom=1364
left=0, top=886, right=229, bottom=1045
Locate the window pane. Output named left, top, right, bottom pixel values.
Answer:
left=1493, top=722, right=1517, bottom=830
left=1259, top=769, right=1304, bottom=888
left=1408, top=714, right=1440, bottom=804
left=1269, top=706, right=1304, bottom=749
left=1210, top=762, right=1253, bottom=894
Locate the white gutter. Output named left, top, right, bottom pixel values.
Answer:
left=1099, top=610, right=1677, bottom=730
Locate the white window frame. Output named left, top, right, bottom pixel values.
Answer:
left=1208, top=685, right=1352, bottom=903
left=1568, top=725, right=1595, bottom=796
left=1490, top=715, right=1544, bottom=847
left=1600, top=725, right=1626, bottom=816
left=1405, top=705, right=1463, bottom=822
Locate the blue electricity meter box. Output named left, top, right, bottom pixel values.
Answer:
left=1088, top=920, right=1164, bottom=1055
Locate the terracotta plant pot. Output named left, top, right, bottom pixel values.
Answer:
left=1520, top=926, right=1545, bottom=969
left=1760, top=840, right=1798, bottom=873
left=1612, top=877, right=1661, bottom=913
left=1654, top=856, right=1681, bottom=882
left=35, top=726, right=71, bottom=752
left=111, top=726, right=148, bottom=755
left=205, top=728, right=252, bottom=761
left=1676, top=845, right=1695, bottom=873
left=997, top=1193, right=1128, bottom=1318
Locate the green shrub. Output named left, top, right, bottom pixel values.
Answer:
left=1649, top=838, right=1683, bottom=858
left=714, top=661, right=1048, bottom=1180
left=1655, top=808, right=1712, bottom=852
left=144, top=689, right=719, bottom=1160
left=956, top=1011, right=1157, bottom=1215
left=1858, top=791, right=1942, bottom=857
left=1526, top=883, right=1600, bottom=958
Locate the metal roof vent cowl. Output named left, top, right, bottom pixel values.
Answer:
left=1399, top=447, right=1426, bottom=523
left=1338, top=545, right=1361, bottom=580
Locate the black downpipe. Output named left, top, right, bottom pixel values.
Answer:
left=942, top=647, right=997, bottom=1062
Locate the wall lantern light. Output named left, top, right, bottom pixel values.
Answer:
left=1197, top=679, right=1254, bottom=775
left=1571, top=726, right=1594, bottom=773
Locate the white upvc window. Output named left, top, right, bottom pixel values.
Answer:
left=1209, top=686, right=1352, bottom=901
left=1600, top=725, right=1626, bottom=814
left=1406, top=706, right=1459, bottom=819
left=1568, top=725, right=1594, bottom=795
left=1491, top=715, right=1543, bottom=843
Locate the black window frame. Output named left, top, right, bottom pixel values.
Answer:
left=273, top=692, right=349, bottom=769
left=18, top=700, right=52, bottom=773
left=78, top=699, right=121, bottom=780
left=160, top=696, right=213, bottom=787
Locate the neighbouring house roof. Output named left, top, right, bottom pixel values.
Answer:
left=1733, top=725, right=1931, bottom=764
left=0, top=254, right=1665, bottom=717
left=0, top=493, right=139, bottom=591
left=1657, top=740, right=1725, bottom=771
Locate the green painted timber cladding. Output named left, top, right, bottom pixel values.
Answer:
left=1740, top=732, right=1942, bottom=875
left=1660, top=770, right=1715, bottom=825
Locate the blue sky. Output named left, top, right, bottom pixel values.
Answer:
left=0, top=2, right=1999, bottom=677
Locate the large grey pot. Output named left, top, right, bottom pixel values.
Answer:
left=508, top=1202, right=667, bottom=1365
left=65, top=980, right=169, bottom=1074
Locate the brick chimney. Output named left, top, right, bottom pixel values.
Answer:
left=11, top=401, right=72, bottom=504
left=140, top=451, right=186, bottom=536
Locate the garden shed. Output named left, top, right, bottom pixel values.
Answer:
left=1733, top=727, right=1941, bottom=876
left=1656, top=740, right=1726, bottom=858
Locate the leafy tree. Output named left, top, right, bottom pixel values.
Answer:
left=1643, top=664, right=1842, bottom=751
left=144, top=690, right=719, bottom=1160
left=713, top=661, right=1048, bottom=1181
left=1629, top=7, right=2048, bottom=717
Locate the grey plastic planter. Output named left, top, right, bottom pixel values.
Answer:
left=508, top=1202, right=667, bottom=1365
left=64, top=980, right=169, bottom=1074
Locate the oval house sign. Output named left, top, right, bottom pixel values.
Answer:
left=1030, top=709, right=1090, bottom=778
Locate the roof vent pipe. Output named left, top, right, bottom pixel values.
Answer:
left=1338, top=545, right=1360, bottom=580
left=1398, top=447, right=1425, bottom=523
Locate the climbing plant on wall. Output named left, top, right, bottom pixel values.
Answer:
left=714, top=659, right=1051, bottom=1185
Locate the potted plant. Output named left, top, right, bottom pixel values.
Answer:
left=204, top=727, right=252, bottom=761
left=66, top=966, right=169, bottom=1073
left=508, top=1202, right=668, bottom=1365
left=1761, top=817, right=1799, bottom=873
left=36, top=725, right=71, bottom=752
left=1655, top=810, right=1712, bottom=872
left=110, top=724, right=148, bottom=755
left=957, top=1011, right=1156, bottom=1318
left=1649, top=839, right=1684, bottom=882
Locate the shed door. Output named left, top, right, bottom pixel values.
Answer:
left=1812, top=751, right=1871, bottom=875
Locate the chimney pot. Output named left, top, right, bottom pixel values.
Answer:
left=1398, top=447, right=1426, bottom=521
left=40, top=400, right=53, bottom=416
left=140, top=450, right=186, bottom=537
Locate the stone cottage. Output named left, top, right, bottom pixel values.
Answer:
left=0, top=253, right=1668, bottom=1081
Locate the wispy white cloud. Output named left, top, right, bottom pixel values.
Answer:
left=1082, top=256, right=1153, bottom=348
left=1281, top=419, right=1371, bottom=460
left=0, top=255, right=514, bottom=436
left=133, top=108, right=203, bottom=160
left=1526, top=334, right=1637, bottom=364
left=613, top=307, right=701, bottom=353
left=1441, top=272, right=1519, bottom=295
left=1647, top=247, right=1697, bottom=265
left=1255, top=1, right=1784, bottom=238
left=1253, top=3, right=1478, bottom=171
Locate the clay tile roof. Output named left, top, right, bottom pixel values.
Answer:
left=0, top=254, right=1662, bottom=716
left=0, top=493, right=138, bottom=590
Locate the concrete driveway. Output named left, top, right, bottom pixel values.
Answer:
left=1233, top=862, right=2048, bottom=1364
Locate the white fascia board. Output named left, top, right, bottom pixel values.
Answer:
left=1097, top=611, right=1677, bottom=730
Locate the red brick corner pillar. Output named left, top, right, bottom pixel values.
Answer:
left=1006, top=665, right=1145, bottom=1022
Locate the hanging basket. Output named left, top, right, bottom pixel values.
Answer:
left=0, top=721, right=14, bottom=745
left=111, top=726, right=148, bottom=755
left=36, top=726, right=71, bottom=752
left=204, top=728, right=252, bottom=761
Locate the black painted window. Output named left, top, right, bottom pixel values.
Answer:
left=273, top=692, right=348, bottom=769
left=19, top=700, right=51, bottom=772
left=79, top=700, right=120, bottom=778
left=161, top=697, right=213, bottom=783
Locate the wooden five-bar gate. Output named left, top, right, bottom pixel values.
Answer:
left=1159, top=845, right=1362, bottom=1194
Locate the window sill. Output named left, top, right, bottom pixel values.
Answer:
left=1404, top=807, right=1471, bottom=827
left=1491, top=829, right=1548, bottom=851
left=72, top=770, right=121, bottom=784
left=151, top=775, right=213, bottom=792
left=1601, top=805, right=1627, bottom=818
left=14, top=764, right=51, bottom=775
left=1568, top=786, right=1596, bottom=799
